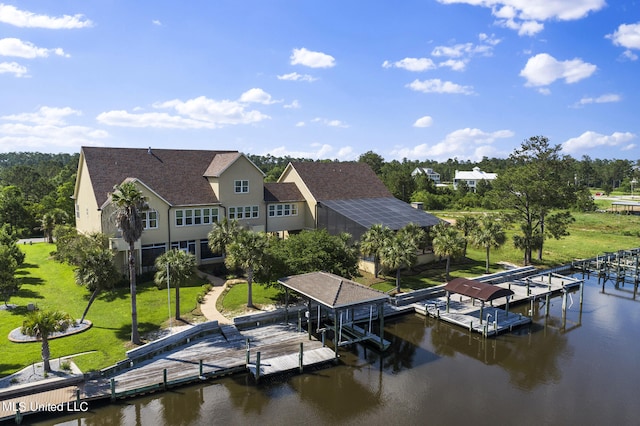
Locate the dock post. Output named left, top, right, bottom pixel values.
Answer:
left=163, top=368, right=167, bottom=390
left=299, top=342, right=304, bottom=373
left=298, top=310, right=301, bottom=332
left=255, top=352, right=261, bottom=383
left=469, top=321, right=473, bottom=332
left=321, top=329, right=326, bottom=347
left=530, top=299, right=534, bottom=317
left=545, top=294, right=550, bottom=317
left=110, top=378, right=116, bottom=401
left=76, top=388, right=81, bottom=402
left=199, top=359, right=203, bottom=377
left=245, top=338, right=250, bottom=365
left=579, top=282, right=584, bottom=306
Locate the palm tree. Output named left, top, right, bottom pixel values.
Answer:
left=454, top=215, right=478, bottom=257
left=208, top=217, right=241, bottom=257
left=360, top=224, right=393, bottom=278
left=471, top=215, right=507, bottom=274
left=110, top=182, right=148, bottom=345
left=21, top=310, right=73, bottom=373
left=380, top=233, right=418, bottom=293
left=224, top=229, right=268, bottom=308
left=154, top=249, right=196, bottom=320
left=39, top=209, right=69, bottom=244
left=431, top=222, right=465, bottom=282
left=75, top=248, right=120, bottom=324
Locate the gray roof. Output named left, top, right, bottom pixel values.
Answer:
left=320, top=197, right=442, bottom=230
left=264, top=182, right=305, bottom=203
left=288, top=162, right=392, bottom=201
left=278, top=271, right=389, bottom=309
left=81, top=147, right=238, bottom=207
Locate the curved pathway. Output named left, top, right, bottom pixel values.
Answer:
left=196, top=271, right=232, bottom=324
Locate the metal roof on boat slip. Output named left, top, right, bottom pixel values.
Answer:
left=444, top=277, right=514, bottom=302
left=278, top=271, right=389, bottom=309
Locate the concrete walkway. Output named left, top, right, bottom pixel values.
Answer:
left=196, top=271, right=232, bottom=324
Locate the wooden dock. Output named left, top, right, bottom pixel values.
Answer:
left=412, top=271, right=584, bottom=337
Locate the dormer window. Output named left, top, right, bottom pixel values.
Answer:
left=235, top=180, right=249, bottom=193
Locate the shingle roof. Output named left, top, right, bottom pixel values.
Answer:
left=203, top=152, right=242, bottom=177
left=81, top=146, right=238, bottom=207
left=264, top=182, right=304, bottom=202
left=278, top=272, right=389, bottom=309
left=289, top=162, right=392, bottom=201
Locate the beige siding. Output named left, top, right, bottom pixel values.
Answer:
left=209, top=155, right=266, bottom=229
left=74, top=155, right=102, bottom=234
left=278, top=166, right=316, bottom=230
left=266, top=202, right=305, bottom=232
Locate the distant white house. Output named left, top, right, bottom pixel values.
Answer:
left=412, top=167, right=441, bottom=184
left=453, top=167, right=497, bottom=191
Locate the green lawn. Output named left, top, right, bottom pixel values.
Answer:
left=4, top=211, right=639, bottom=377
left=0, top=243, right=208, bottom=377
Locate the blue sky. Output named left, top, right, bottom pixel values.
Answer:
left=1, top=1, right=639, bottom=162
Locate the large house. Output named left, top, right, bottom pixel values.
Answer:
left=453, top=167, right=497, bottom=192
left=74, top=147, right=441, bottom=274
left=411, top=167, right=441, bottom=184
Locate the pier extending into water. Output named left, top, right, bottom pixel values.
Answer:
left=573, top=248, right=640, bottom=298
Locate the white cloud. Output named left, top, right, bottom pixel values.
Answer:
left=2, top=106, right=81, bottom=125
left=295, top=121, right=305, bottom=127
left=606, top=22, right=640, bottom=50
left=622, top=50, right=639, bottom=61
left=284, top=100, right=300, bottom=109
left=439, top=59, right=467, bottom=71
left=575, top=93, right=621, bottom=107
left=98, top=95, right=271, bottom=129
left=0, top=4, right=93, bottom=29
left=239, top=88, right=279, bottom=104
left=437, top=0, right=605, bottom=36
left=290, top=48, right=335, bottom=68
left=390, top=127, right=513, bottom=161
left=311, top=117, right=349, bottom=128
left=407, top=78, right=475, bottom=95
left=0, top=38, right=69, bottom=58
left=520, top=53, right=596, bottom=87
left=413, top=116, right=433, bottom=128
left=0, top=106, right=107, bottom=152
left=152, top=20, right=162, bottom=26
left=562, top=131, right=637, bottom=154
left=382, top=57, right=436, bottom=72
left=0, top=61, right=27, bottom=77
left=264, top=143, right=355, bottom=160
left=277, top=72, right=317, bottom=82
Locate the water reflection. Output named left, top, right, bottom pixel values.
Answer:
left=34, top=275, right=640, bottom=426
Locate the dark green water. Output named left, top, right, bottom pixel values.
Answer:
left=35, top=275, right=640, bottom=425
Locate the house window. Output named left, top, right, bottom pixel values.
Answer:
left=268, top=204, right=298, bottom=217
left=234, top=180, right=249, bottom=193
left=229, top=205, right=259, bottom=220
left=200, top=240, right=220, bottom=260
left=175, top=208, right=219, bottom=227
left=171, top=240, right=196, bottom=255
left=142, top=210, right=158, bottom=229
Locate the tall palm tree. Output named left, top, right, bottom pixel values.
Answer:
left=431, top=222, right=465, bottom=282
left=471, top=215, right=507, bottom=274
left=454, top=215, right=478, bottom=257
left=110, top=182, right=148, bottom=345
left=154, top=249, right=196, bottom=320
left=380, top=233, right=418, bottom=293
left=40, top=209, right=69, bottom=244
left=208, top=217, right=241, bottom=256
left=224, top=229, right=268, bottom=308
left=75, top=248, right=120, bottom=324
left=360, top=224, right=393, bottom=278
left=21, top=310, right=73, bottom=373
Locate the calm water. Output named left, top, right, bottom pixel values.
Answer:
left=35, top=274, right=640, bottom=426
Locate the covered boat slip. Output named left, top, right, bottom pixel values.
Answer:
left=415, top=273, right=584, bottom=337
left=278, top=272, right=391, bottom=351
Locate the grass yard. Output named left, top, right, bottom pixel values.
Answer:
left=0, top=243, right=208, bottom=378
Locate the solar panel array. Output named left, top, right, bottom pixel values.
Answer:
left=320, top=197, right=441, bottom=230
